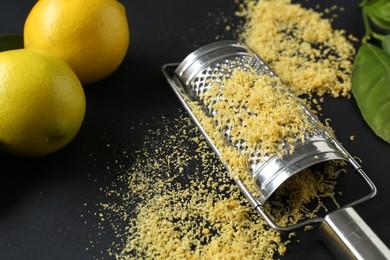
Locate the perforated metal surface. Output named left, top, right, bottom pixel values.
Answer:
left=190, top=55, right=273, bottom=96
left=189, top=55, right=273, bottom=152
left=172, top=41, right=349, bottom=204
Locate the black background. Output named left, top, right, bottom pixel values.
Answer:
left=0, top=0, right=389, bottom=259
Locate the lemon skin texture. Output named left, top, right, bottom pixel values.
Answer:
left=0, top=49, right=86, bottom=158
left=24, top=0, right=130, bottom=85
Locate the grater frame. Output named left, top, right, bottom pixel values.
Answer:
left=161, top=41, right=376, bottom=232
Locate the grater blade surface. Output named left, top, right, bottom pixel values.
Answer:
left=172, top=41, right=348, bottom=204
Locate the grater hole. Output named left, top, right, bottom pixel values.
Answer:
left=234, top=139, right=248, bottom=153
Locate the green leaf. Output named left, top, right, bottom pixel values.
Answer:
left=364, top=0, right=390, bottom=30
left=352, top=43, right=390, bottom=143
left=382, top=34, right=390, bottom=55
left=0, top=34, right=24, bottom=52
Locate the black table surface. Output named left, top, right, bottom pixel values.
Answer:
left=1, top=0, right=389, bottom=259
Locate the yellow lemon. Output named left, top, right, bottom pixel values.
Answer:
left=0, top=49, right=86, bottom=158
left=24, top=0, right=130, bottom=85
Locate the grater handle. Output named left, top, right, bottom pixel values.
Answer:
left=319, top=207, right=390, bottom=260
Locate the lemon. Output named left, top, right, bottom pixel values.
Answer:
left=24, top=0, right=130, bottom=85
left=0, top=49, right=86, bottom=158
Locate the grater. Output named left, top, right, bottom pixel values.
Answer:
left=161, top=41, right=390, bottom=259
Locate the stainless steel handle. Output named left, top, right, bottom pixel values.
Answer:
left=319, top=207, right=390, bottom=260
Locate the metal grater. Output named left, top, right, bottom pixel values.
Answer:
left=162, top=41, right=390, bottom=259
